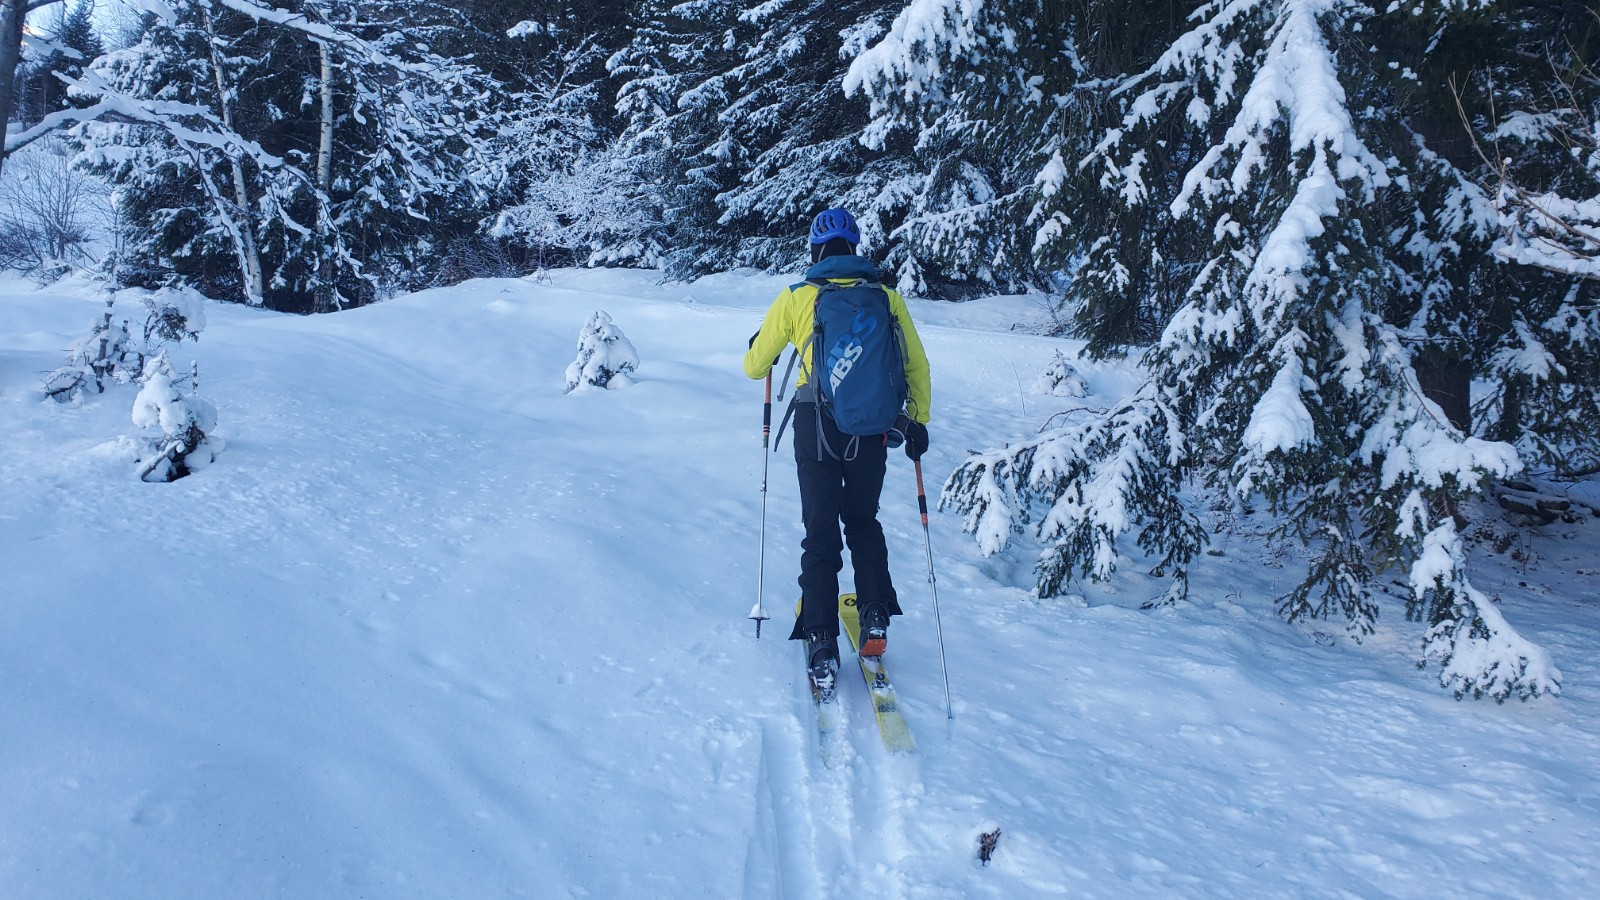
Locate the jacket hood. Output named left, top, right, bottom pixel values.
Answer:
left=803, top=254, right=882, bottom=283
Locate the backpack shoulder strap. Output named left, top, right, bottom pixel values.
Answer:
left=774, top=279, right=833, bottom=408
left=793, top=279, right=835, bottom=386
left=772, top=281, right=832, bottom=451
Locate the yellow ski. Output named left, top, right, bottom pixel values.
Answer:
left=838, top=594, right=916, bottom=753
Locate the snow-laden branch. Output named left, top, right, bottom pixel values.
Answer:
left=1494, top=183, right=1600, bottom=281
left=65, top=66, right=285, bottom=163
left=1450, top=54, right=1600, bottom=282
left=203, top=0, right=450, bottom=76
left=844, top=0, right=999, bottom=106
left=1171, top=0, right=1388, bottom=216
left=1414, top=521, right=1561, bottom=701
left=4, top=98, right=121, bottom=155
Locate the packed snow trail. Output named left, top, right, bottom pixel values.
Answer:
left=2, top=270, right=1598, bottom=898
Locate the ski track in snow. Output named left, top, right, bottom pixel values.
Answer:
left=2, top=270, right=1599, bottom=898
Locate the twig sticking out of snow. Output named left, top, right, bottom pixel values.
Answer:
left=978, top=828, right=1001, bottom=866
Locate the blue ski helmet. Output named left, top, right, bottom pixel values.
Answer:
left=808, top=208, right=860, bottom=246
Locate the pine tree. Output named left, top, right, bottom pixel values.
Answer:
left=609, top=0, right=747, bottom=275
left=846, top=1, right=1202, bottom=305
left=71, top=0, right=500, bottom=311
left=1451, top=2, right=1600, bottom=477
left=616, top=0, right=927, bottom=285
left=940, top=0, right=1589, bottom=701
left=43, top=298, right=142, bottom=403
left=847, top=0, right=1064, bottom=297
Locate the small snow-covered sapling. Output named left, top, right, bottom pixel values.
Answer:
left=43, top=299, right=143, bottom=402
left=1032, top=350, right=1088, bottom=398
left=564, top=310, right=640, bottom=393
left=140, top=286, right=208, bottom=345
left=131, top=352, right=222, bottom=482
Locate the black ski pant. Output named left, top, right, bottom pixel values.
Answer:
left=788, top=402, right=902, bottom=640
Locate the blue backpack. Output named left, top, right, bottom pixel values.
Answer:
left=806, top=279, right=907, bottom=437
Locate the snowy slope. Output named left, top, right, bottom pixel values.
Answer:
left=2, top=270, right=1598, bottom=899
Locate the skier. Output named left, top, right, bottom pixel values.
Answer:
left=744, top=208, right=932, bottom=692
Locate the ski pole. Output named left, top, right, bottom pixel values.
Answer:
left=915, top=458, right=954, bottom=719
left=749, top=373, right=773, bottom=637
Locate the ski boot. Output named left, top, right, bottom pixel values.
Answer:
left=806, top=631, right=840, bottom=702
left=859, top=605, right=889, bottom=658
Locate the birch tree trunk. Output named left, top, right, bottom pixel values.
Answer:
left=315, top=38, right=334, bottom=311
left=317, top=42, right=333, bottom=195
left=201, top=8, right=265, bottom=305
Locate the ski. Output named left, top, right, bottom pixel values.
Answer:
left=838, top=593, right=916, bottom=753
left=799, top=600, right=845, bottom=768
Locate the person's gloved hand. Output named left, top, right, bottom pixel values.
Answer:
left=887, top=414, right=929, bottom=460
left=904, top=420, right=929, bottom=461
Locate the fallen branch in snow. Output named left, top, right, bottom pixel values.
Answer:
left=1493, top=485, right=1572, bottom=523
left=1037, top=405, right=1107, bottom=433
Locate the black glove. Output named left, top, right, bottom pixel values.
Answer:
left=887, top=414, right=929, bottom=460
left=904, top=420, right=929, bottom=461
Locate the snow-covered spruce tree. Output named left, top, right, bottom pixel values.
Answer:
left=608, top=0, right=745, bottom=275
left=69, top=3, right=286, bottom=306
left=131, top=350, right=221, bottom=482
left=138, top=283, right=207, bottom=345
left=43, top=298, right=142, bottom=402
left=42, top=284, right=203, bottom=402
left=846, top=0, right=1203, bottom=308
left=311, top=0, right=504, bottom=300
left=944, top=0, right=1576, bottom=701
left=70, top=0, right=498, bottom=311
left=615, top=0, right=930, bottom=286
left=564, top=310, right=639, bottom=393
left=844, top=0, right=1067, bottom=296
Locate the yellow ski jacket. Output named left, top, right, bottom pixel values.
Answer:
left=743, top=256, right=931, bottom=425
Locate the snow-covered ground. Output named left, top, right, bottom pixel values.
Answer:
left=2, top=269, right=1597, bottom=898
